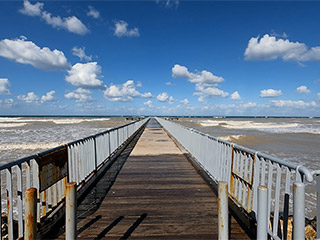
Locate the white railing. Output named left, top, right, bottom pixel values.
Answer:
left=156, top=117, right=317, bottom=239
left=0, top=118, right=148, bottom=239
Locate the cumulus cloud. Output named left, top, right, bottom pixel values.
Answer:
left=72, top=46, right=92, bottom=61
left=242, top=102, right=257, bottom=108
left=18, top=92, right=39, bottom=103
left=270, top=100, right=317, bottom=108
left=0, top=99, right=14, bottom=108
left=230, top=91, right=241, bottom=100
left=172, top=64, right=224, bottom=85
left=0, top=78, right=11, bottom=94
left=141, top=92, right=153, bottom=98
left=66, top=62, right=104, bottom=89
left=20, top=0, right=43, bottom=16
left=41, top=90, right=55, bottom=102
left=87, top=6, right=100, bottom=19
left=18, top=91, right=55, bottom=103
left=157, top=92, right=169, bottom=102
left=20, top=0, right=88, bottom=35
left=0, top=37, right=69, bottom=70
left=65, top=88, right=93, bottom=102
left=143, top=100, right=153, bottom=108
left=104, top=80, right=148, bottom=102
left=180, top=98, right=189, bottom=105
left=296, top=85, right=310, bottom=94
left=114, top=20, right=139, bottom=37
left=165, top=81, right=174, bottom=86
left=245, top=34, right=320, bottom=62
left=172, top=64, right=226, bottom=102
left=156, top=0, right=179, bottom=8
left=260, top=89, right=282, bottom=98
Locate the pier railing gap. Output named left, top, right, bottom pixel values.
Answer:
left=0, top=118, right=149, bottom=239
left=156, top=117, right=318, bottom=240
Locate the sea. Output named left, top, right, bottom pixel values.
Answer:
left=0, top=116, right=319, bottom=218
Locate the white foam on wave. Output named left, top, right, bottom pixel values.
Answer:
left=0, top=142, right=65, bottom=151
left=199, top=120, right=320, bottom=134
left=0, top=123, right=28, bottom=128
left=219, top=135, right=244, bottom=141
left=0, top=117, right=111, bottom=125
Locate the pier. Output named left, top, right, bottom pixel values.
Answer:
left=0, top=117, right=318, bottom=239
left=55, top=118, right=248, bottom=239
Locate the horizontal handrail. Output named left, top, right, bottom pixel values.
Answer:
left=0, top=117, right=149, bottom=239
left=156, top=117, right=318, bottom=239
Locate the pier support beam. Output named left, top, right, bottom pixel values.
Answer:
left=25, top=188, right=37, bottom=240
left=218, top=181, right=228, bottom=240
left=293, top=182, right=305, bottom=240
left=66, top=182, right=77, bottom=240
left=257, top=185, right=268, bottom=240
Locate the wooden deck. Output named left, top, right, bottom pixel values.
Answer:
left=58, top=119, right=250, bottom=239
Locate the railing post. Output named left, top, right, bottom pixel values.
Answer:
left=218, top=181, right=228, bottom=240
left=293, top=181, right=305, bottom=240
left=257, top=185, right=268, bottom=240
left=66, top=182, right=77, bottom=240
left=25, top=188, right=37, bottom=240
left=317, top=175, right=320, bottom=239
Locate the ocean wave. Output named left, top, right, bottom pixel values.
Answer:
left=0, top=117, right=111, bottom=125
left=0, top=142, right=65, bottom=151
left=219, top=135, right=244, bottom=141
left=199, top=120, right=320, bottom=134
left=0, top=123, right=28, bottom=128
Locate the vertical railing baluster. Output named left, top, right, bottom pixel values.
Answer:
left=17, top=164, right=24, bottom=238
left=272, top=164, right=281, bottom=237
left=6, top=168, right=13, bottom=240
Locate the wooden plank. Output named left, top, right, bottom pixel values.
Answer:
left=59, top=120, right=250, bottom=239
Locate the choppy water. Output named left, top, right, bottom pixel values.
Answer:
left=175, top=117, right=320, bottom=170
left=0, top=116, right=129, bottom=164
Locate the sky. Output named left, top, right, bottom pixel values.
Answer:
left=0, top=0, right=320, bottom=116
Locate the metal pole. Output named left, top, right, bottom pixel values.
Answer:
left=66, top=182, right=77, bottom=240
left=293, top=181, right=305, bottom=240
left=218, top=181, right=228, bottom=240
left=257, top=185, right=268, bottom=240
left=25, top=188, right=37, bottom=240
left=317, top=175, right=320, bottom=239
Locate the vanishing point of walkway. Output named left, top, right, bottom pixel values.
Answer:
left=62, top=119, right=249, bottom=239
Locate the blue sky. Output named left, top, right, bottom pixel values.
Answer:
left=0, top=0, right=320, bottom=116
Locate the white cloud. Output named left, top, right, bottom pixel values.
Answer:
left=20, top=0, right=43, bottom=16
left=18, top=92, right=39, bottom=104
left=41, top=90, right=55, bottom=102
left=0, top=78, right=11, bottom=94
left=260, top=89, right=282, bottom=98
left=72, top=47, right=92, bottom=61
left=114, top=20, right=139, bottom=38
left=296, top=85, right=310, bottom=94
left=172, top=64, right=226, bottom=102
left=104, top=80, right=143, bottom=102
left=136, top=81, right=142, bottom=87
left=270, top=100, right=317, bottom=108
left=87, top=6, right=100, bottom=19
left=165, top=81, right=174, bottom=86
left=65, top=88, right=93, bottom=102
left=180, top=98, right=189, bottom=105
left=66, top=62, right=104, bottom=89
left=230, top=91, right=241, bottom=100
left=157, top=92, right=169, bottom=102
left=141, top=92, right=153, bottom=98
left=0, top=99, right=14, bottom=107
left=20, top=0, right=88, bottom=35
left=172, top=64, right=224, bottom=85
left=143, top=100, right=153, bottom=108
left=242, top=102, right=257, bottom=108
left=0, top=37, right=69, bottom=70
left=156, top=0, right=179, bottom=8
left=245, top=34, right=320, bottom=62
left=318, top=93, right=320, bottom=100
left=168, top=96, right=175, bottom=104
